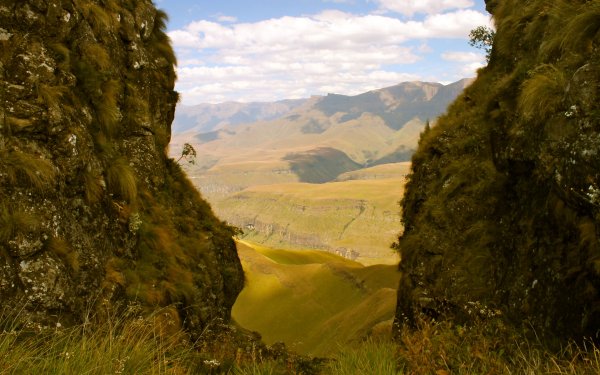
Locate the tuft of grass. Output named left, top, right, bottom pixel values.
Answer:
left=73, top=60, right=104, bottom=101
left=518, top=64, right=566, bottom=122
left=0, top=149, right=56, bottom=191
left=327, top=338, right=400, bottom=375
left=80, top=2, right=113, bottom=35
left=560, top=1, right=600, bottom=53
left=81, top=42, right=111, bottom=70
left=96, top=79, right=122, bottom=137
left=105, top=157, right=137, bottom=203
left=0, top=205, right=38, bottom=243
left=83, top=166, right=104, bottom=204
left=5, top=116, right=33, bottom=131
left=104, top=256, right=127, bottom=287
left=46, top=237, right=80, bottom=273
left=37, top=84, right=68, bottom=110
left=395, top=319, right=600, bottom=375
left=48, top=42, right=71, bottom=70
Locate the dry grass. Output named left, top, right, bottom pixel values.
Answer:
left=96, top=79, right=122, bottom=137
left=0, top=204, right=38, bottom=243
left=0, top=149, right=56, bottom=191
left=46, top=237, right=80, bottom=273
left=83, top=166, right=104, bottom=204
left=105, top=157, right=137, bottom=203
left=151, top=9, right=178, bottom=67
left=395, top=319, right=600, bottom=375
left=0, top=306, right=196, bottom=375
left=560, top=1, right=600, bottom=53
left=81, top=42, right=111, bottom=70
left=518, top=64, right=567, bottom=122
left=79, top=1, right=114, bottom=35
left=38, top=84, right=68, bottom=110
left=48, top=43, right=71, bottom=70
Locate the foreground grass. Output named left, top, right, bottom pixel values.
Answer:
left=1, top=309, right=599, bottom=374
left=0, top=307, right=197, bottom=374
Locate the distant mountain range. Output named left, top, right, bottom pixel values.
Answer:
left=173, top=78, right=473, bottom=136
left=171, top=78, right=473, bottom=193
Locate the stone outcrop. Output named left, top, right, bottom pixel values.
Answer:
left=0, top=0, right=243, bottom=333
left=395, top=0, right=600, bottom=343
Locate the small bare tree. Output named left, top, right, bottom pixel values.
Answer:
left=176, top=143, right=197, bottom=165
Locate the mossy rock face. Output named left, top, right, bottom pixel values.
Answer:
left=0, top=0, right=243, bottom=335
left=395, top=0, right=600, bottom=343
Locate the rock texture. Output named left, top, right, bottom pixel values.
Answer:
left=395, top=0, right=600, bottom=343
left=0, top=0, right=243, bottom=333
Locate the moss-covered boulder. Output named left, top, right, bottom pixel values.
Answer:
left=0, top=0, right=243, bottom=334
left=395, top=0, right=600, bottom=343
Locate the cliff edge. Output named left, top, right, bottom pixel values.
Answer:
left=395, top=0, right=600, bottom=342
left=0, top=0, right=243, bottom=334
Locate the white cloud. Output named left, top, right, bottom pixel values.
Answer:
left=421, top=9, right=490, bottom=37
left=169, top=8, right=490, bottom=104
left=376, top=0, right=474, bottom=16
left=441, top=51, right=484, bottom=62
left=459, top=61, right=485, bottom=76
left=216, top=15, right=237, bottom=23
left=440, top=51, right=485, bottom=80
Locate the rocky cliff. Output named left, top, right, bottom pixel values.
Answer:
left=0, top=0, right=243, bottom=333
left=395, top=0, right=600, bottom=343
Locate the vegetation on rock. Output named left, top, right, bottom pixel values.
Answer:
left=395, top=0, right=600, bottom=344
left=0, top=0, right=243, bottom=338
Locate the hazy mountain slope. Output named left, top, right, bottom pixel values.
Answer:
left=395, top=0, right=600, bottom=342
left=232, top=241, right=401, bottom=356
left=0, top=0, right=242, bottom=333
left=171, top=79, right=471, bottom=183
left=172, top=99, right=307, bottom=134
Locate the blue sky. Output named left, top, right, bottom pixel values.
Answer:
left=155, top=0, right=492, bottom=105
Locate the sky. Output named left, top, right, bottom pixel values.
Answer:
left=155, top=0, right=492, bottom=105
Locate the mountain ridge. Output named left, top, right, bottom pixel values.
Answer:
left=173, top=78, right=474, bottom=137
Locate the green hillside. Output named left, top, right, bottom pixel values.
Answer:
left=232, top=241, right=401, bottom=356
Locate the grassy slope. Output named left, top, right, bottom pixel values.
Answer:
left=231, top=241, right=401, bottom=356
left=218, top=176, right=406, bottom=262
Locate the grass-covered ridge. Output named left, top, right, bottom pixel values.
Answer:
left=232, top=241, right=401, bottom=356
left=396, top=0, right=600, bottom=343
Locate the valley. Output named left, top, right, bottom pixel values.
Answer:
left=232, top=241, right=401, bottom=356
left=171, top=80, right=470, bottom=262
